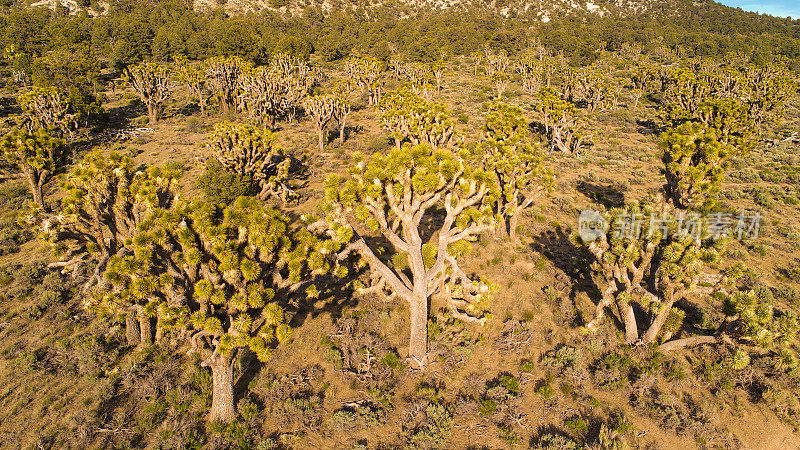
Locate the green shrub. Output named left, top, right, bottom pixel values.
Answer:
left=195, top=159, right=255, bottom=205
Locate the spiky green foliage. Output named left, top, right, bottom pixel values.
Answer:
left=661, top=121, right=744, bottom=211
left=535, top=87, right=592, bottom=155
left=97, top=196, right=341, bottom=420
left=581, top=202, right=725, bottom=347
left=237, top=53, right=318, bottom=127
left=36, top=150, right=182, bottom=294
left=203, top=56, right=252, bottom=112
left=303, top=94, right=337, bottom=152
left=175, top=56, right=211, bottom=116
left=479, top=102, right=554, bottom=241
left=16, top=86, right=77, bottom=139
left=0, top=127, right=66, bottom=208
left=577, top=66, right=617, bottom=112
left=723, top=290, right=799, bottom=350
left=323, top=143, right=496, bottom=365
left=123, top=63, right=174, bottom=124
left=344, top=55, right=383, bottom=105
left=207, top=121, right=296, bottom=204
left=379, top=88, right=456, bottom=149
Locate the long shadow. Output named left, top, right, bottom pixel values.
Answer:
left=106, top=100, right=148, bottom=129
left=530, top=226, right=622, bottom=329
left=636, top=118, right=662, bottom=135
left=0, top=96, right=19, bottom=119
left=577, top=180, right=626, bottom=208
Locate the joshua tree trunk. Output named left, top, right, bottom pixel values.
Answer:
left=642, top=291, right=678, bottom=344
left=317, top=128, right=325, bottom=152
left=138, top=307, right=152, bottom=346
left=508, top=213, right=519, bottom=242
left=408, top=293, right=428, bottom=367
left=209, top=356, right=236, bottom=422
left=126, top=308, right=141, bottom=346
left=619, top=301, right=638, bottom=344
left=147, top=102, right=158, bottom=124
left=26, top=172, right=44, bottom=209
left=338, top=112, right=349, bottom=144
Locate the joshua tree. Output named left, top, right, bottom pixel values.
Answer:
left=99, top=197, right=341, bottom=422
left=535, top=88, right=593, bottom=155
left=207, top=122, right=297, bottom=204
left=581, top=202, right=726, bottom=349
left=515, top=53, right=543, bottom=95
left=491, top=72, right=510, bottom=99
left=344, top=56, right=383, bottom=105
left=176, top=59, right=212, bottom=116
left=322, top=144, right=496, bottom=367
left=431, top=60, right=445, bottom=93
left=0, top=128, right=66, bottom=208
left=16, top=86, right=77, bottom=139
left=32, top=151, right=181, bottom=345
left=123, top=63, right=174, bottom=124
left=303, top=94, right=337, bottom=152
left=661, top=120, right=746, bottom=211
left=333, top=82, right=353, bottom=144
left=237, top=55, right=317, bottom=127
left=480, top=102, right=554, bottom=241
left=380, top=89, right=457, bottom=149
left=204, top=56, right=251, bottom=112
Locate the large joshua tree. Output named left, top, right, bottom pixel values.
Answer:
left=98, top=197, right=342, bottom=422
left=123, top=63, right=174, bottom=124
left=207, top=122, right=297, bottom=204
left=322, top=144, right=496, bottom=367
left=480, top=102, right=554, bottom=241
left=34, top=151, right=181, bottom=345
left=581, top=202, right=726, bottom=350
left=0, top=128, right=66, bottom=209
left=16, top=86, right=77, bottom=139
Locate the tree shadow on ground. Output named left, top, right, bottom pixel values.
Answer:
left=577, top=180, right=626, bottom=208
left=530, top=226, right=623, bottom=330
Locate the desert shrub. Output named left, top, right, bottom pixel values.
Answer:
left=591, top=351, right=634, bottom=390
left=402, top=400, right=452, bottom=449
left=540, top=346, right=583, bottom=375
left=532, top=432, right=579, bottom=449
left=331, top=401, right=385, bottom=428
left=0, top=181, right=31, bottom=209
left=195, top=158, right=255, bottom=205
left=183, top=117, right=207, bottom=133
